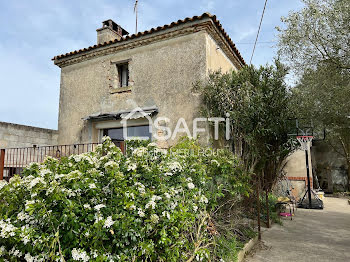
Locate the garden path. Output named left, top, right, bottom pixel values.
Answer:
left=245, top=197, right=350, bottom=262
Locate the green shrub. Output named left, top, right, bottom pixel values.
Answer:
left=260, top=193, right=281, bottom=225
left=0, top=137, right=251, bottom=261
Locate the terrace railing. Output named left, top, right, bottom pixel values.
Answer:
left=0, top=143, right=101, bottom=181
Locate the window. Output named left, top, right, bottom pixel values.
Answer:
left=103, top=125, right=151, bottom=141
left=117, top=63, right=129, bottom=87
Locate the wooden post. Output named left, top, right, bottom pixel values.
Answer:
left=0, top=149, right=5, bottom=181
left=257, top=175, right=261, bottom=240
left=266, top=189, right=270, bottom=228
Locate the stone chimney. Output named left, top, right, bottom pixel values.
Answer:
left=96, top=19, right=129, bottom=44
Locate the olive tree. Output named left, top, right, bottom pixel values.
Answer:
left=195, top=60, right=294, bottom=229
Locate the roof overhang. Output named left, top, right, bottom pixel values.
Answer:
left=82, top=106, right=158, bottom=121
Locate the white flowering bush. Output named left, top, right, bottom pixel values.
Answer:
left=0, top=137, right=251, bottom=261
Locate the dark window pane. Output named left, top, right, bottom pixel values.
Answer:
left=106, top=128, right=124, bottom=140
left=127, top=125, right=151, bottom=139
left=104, top=125, right=151, bottom=141
left=117, top=63, right=129, bottom=87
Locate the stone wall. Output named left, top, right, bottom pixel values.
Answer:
left=0, top=122, right=58, bottom=148
left=55, top=25, right=239, bottom=147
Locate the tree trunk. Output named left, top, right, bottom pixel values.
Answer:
left=257, top=177, right=261, bottom=240
left=265, top=189, right=270, bottom=228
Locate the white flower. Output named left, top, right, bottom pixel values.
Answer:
left=25, top=200, right=36, bottom=210
left=94, top=214, right=103, bottom=224
left=91, top=250, right=98, bottom=258
left=73, top=155, right=82, bottom=162
left=125, top=191, right=135, bottom=199
left=148, top=142, right=157, bottom=147
left=135, top=182, right=146, bottom=195
left=17, top=211, right=29, bottom=221
left=0, top=246, right=5, bottom=256
left=24, top=253, right=34, bottom=262
left=162, top=211, right=171, bottom=220
left=164, top=172, right=173, bottom=176
left=21, top=234, right=30, bottom=245
left=164, top=193, right=171, bottom=199
left=28, top=177, right=46, bottom=189
left=89, top=183, right=97, bottom=189
left=151, top=195, right=162, bottom=201
left=104, top=161, right=119, bottom=170
left=170, top=201, right=178, bottom=210
left=54, top=174, right=65, bottom=180
left=145, top=200, right=156, bottom=209
left=94, top=204, right=106, bottom=211
left=39, top=168, right=52, bottom=176
left=71, top=248, right=90, bottom=262
left=199, top=195, right=208, bottom=204
left=83, top=204, right=91, bottom=209
left=168, top=161, right=182, bottom=172
left=104, top=216, right=115, bottom=228
left=193, top=205, right=198, bottom=212
left=0, top=181, right=8, bottom=190
left=132, top=147, right=148, bottom=157
left=127, top=163, right=137, bottom=171
left=138, top=208, right=145, bottom=217
left=187, top=183, right=195, bottom=189
left=129, top=205, right=136, bottom=210
left=102, top=136, right=111, bottom=142
left=150, top=214, right=159, bottom=224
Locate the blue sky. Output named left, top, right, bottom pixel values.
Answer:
left=0, top=0, right=304, bottom=129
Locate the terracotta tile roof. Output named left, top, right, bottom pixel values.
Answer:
left=52, top=12, right=245, bottom=65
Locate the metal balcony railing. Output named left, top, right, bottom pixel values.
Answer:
left=0, top=143, right=101, bottom=181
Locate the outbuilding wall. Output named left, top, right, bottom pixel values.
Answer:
left=0, top=122, right=58, bottom=148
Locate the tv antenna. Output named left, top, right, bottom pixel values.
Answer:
left=134, top=0, right=139, bottom=34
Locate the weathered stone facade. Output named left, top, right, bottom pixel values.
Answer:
left=0, top=122, right=58, bottom=148
left=53, top=14, right=243, bottom=147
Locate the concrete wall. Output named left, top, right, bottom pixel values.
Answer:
left=283, top=148, right=313, bottom=199
left=312, top=140, right=348, bottom=192
left=0, top=122, right=58, bottom=148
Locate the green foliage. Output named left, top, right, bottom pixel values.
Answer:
left=260, top=194, right=281, bottom=225
left=0, top=137, right=251, bottom=261
left=278, top=0, right=350, bottom=187
left=277, top=0, right=350, bottom=72
left=212, top=235, right=243, bottom=262
left=194, top=61, right=295, bottom=190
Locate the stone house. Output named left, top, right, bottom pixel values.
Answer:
left=0, top=13, right=245, bottom=179
left=52, top=13, right=245, bottom=148
left=2, top=12, right=344, bottom=194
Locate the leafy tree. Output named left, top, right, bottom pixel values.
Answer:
left=290, top=65, right=350, bottom=187
left=277, top=0, right=350, bottom=188
left=277, top=0, right=350, bottom=72
left=195, top=61, right=295, bottom=228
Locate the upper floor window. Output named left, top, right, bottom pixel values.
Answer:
left=117, top=63, right=129, bottom=87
